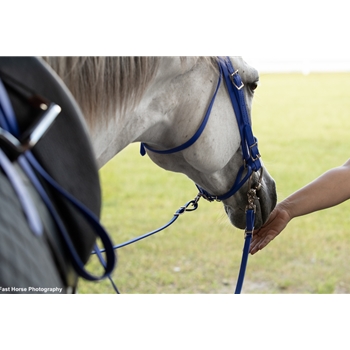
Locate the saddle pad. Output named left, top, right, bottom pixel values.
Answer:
left=0, top=57, right=101, bottom=264
left=0, top=164, right=69, bottom=293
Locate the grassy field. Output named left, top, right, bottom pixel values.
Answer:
left=78, top=72, right=350, bottom=294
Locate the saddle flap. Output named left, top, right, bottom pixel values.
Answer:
left=0, top=57, right=101, bottom=263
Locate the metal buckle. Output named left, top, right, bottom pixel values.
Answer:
left=196, top=191, right=220, bottom=203
left=24, top=103, right=61, bottom=149
left=249, top=141, right=261, bottom=162
left=244, top=230, right=254, bottom=238
left=0, top=103, right=61, bottom=161
left=246, top=188, right=257, bottom=213
left=245, top=168, right=264, bottom=213
left=230, top=70, right=244, bottom=90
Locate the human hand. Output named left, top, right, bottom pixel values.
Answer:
left=249, top=203, right=291, bottom=255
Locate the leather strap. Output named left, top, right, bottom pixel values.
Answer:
left=195, top=57, right=262, bottom=201
left=234, top=208, right=255, bottom=294
left=0, top=149, right=43, bottom=236
left=0, top=77, right=116, bottom=281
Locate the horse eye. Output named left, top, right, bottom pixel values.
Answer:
left=248, top=81, right=259, bottom=92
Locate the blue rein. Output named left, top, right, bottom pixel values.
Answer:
left=140, top=56, right=263, bottom=294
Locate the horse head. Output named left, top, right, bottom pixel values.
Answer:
left=45, top=56, right=277, bottom=230
left=135, top=56, right=277, bottom=229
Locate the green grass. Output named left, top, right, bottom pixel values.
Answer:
left=78, top=72, right=350, bottom=294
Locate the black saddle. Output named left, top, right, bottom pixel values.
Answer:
left=0, top=57, right=115, bottom=292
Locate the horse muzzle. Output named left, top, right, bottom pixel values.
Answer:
left=224, top=168, right=277, bottom=230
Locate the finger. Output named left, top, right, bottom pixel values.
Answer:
left=249, top=229, right=274, bottom=254
left=249, top=233, right=263, bottom=254
left=249, top=235, right=260, bottom=252
left=250, top=227, right=267, bottom=249
left=250, top=233, right=275, bottom=255
left=249, top=239, right=261, bottom=254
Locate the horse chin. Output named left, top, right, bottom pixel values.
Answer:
left=224, top=204, right=255, bottom=230
left=224, top=203, right=265, bottom=230
left=224, top=182, right=277, bottom=231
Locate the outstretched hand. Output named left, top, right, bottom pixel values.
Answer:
left=249, top=204, right=291, bottom=255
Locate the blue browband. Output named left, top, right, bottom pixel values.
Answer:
left=140, top=56, right=262, bottom=202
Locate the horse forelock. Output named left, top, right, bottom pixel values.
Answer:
left=42, top=57, right=218, bottom=129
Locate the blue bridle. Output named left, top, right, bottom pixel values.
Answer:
left=140, top=56, right=263, bottom=293
left=140, top=56, right=262, bottom=201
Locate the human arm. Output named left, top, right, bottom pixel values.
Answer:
left=249, top=159, right=350, bottom=254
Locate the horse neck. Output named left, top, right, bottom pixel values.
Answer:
left=88, top=113, right=131, bottom=168
left=133, top=57, right=242, bottom=177
left=88, top=56, right=240, bottom=173
left=89, top=57, right=200, bottom=168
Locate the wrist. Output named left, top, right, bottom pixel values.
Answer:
left=276, top=200, right=293, bottom=221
